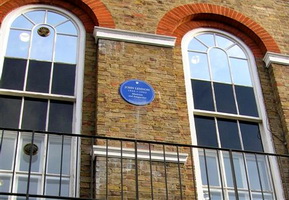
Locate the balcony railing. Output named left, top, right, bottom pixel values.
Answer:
left=0, top=128, right=289, bottom=200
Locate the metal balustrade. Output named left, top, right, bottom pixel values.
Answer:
left=0, top=128, right=288, bottom=200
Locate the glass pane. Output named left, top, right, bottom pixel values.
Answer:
left=0, top=174, right=11, bottom=193
left=195, top=116, right=218, bottom=147
left=246, top=154, right=261, bottom=190
left=52, top=63, right=76, bottom=95
left=0, top=95, right=21, bottom=129
left=16, top=175, right=41, bottom=195
left=256, top=155, right=271, bottom=191
left=216, top=35, right=234, bottom=49
left=188, top=52, right=210, bottom=80
left=240, top=122, right=263, bottom=152
left=5, top=30, right=30, bottom=58
left=188, top=38, right=207, bottom=51
left=0, top=132, right=17, bottom=170
left=230, top=58, right=252, bottom=86
left=25, top=10, right=45, bottom=25
left=55, top=35, right=77, bottom=64
left=11, top=15, right=34, bottom=29
left=252, top=193, right=274, bottom=200
left=47, top=11, right=67, bottom=26
left=227, top=45, right=246, bottom=59
left=30, top=25, right=54, bottom=61
left=196, top=33, right=215, bottom=47
left=26, top=60, right=51, bottom=93
left=229, top=192, right=250, bottom=200
left=0, top=58, right=27, bottom=90
left=192, top=80, right=214, bottom=111
left=210, top=48, right=231, bottom=83
left=235, top=86, right=259, bottom=117
left=19, top=133, right=44, bottom=172
left=218, top=119, right=241, bottom=149
left=45, top=177, right=70, bottom=196
left=48, top=100, right=73, bottom=133
left=21, top=98, right=47, bottom=131
left=214, top=83, right=237, bottom=114
left=47, top=136, right=71, bottom=175
left=56, top=21, right=77, bottom=35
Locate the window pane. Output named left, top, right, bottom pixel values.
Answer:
left=48, top=101, right=73, bottom=133
left=195, top=116, right=218, bottom=147
left=16, top=175, right=41, bottom=195
left=196, top=33, right=215, bottom=47
left=235, top=86, right=259, bottom=117
left=199, top=153, right=221, bottom=187
left=188, top=52, right=210, bottom=80
left=246, top=154, right=261, bottom=190
left=47, top=136, right=71, bottom=174
left=0, top=95, right=21, bottom=129
left=192, top=80, right=214, bottom=111
left=45, top=177, right=70, bottom=196
left=214, top=83, right=237, bottom=114
left=47, top=11, right=67, bottom=26
left=230, top=58, right=252, bottom=86
left=0, top=58, right=27, bottom=90
left=0, top=132, right=17, bottom=170
left=216, top=35, right=234, bottom=49
left=22, top=98, right=47, bottom=131
left=218, top=119, right=241, bottom=149
left=0, top=174, right=11, bottom=193
left=11, top=15, right=34, bottom=29
left=188, top=38, right=207, bottom=51
left=55, top=35, right=77, bottom=64
left=26, top=60, right=51, bottom=93
left=209, top=48, right=231, bottom=83
left=52, top=63, right=76, bottom=95
left=252, top=193, right=274, bottom=200
left=256, top=155, right=271, bottom=191
left=30, top=26, right=54, bottom=61
left=56, top=21, right=77, bottom=35
left=227, top=45, right=246, bottom=59
left=5, top=30, right=30, bottom=59
left=240, top=122, right=263, bottom=152
left=25, top=10, right=45, bottom=24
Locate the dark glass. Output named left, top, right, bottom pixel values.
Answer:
left=235, top=86, right=259, bottom=117
left=0, top=58, right=27, bottom=90
left=52, top=63, right=76, bottom=96
left=214, top=82, right=237, bottom=114
left=191, top=80, right=214, bottom=111
left=218, top=119, right=241, bottom=149
left=0, top=95, right=21, bottom=128
left=48, top=100, right=73, bottom=133
left=22, top=98, right=48, bottom=131
left=240, top=122, right=263, bottom=152
left=26, top=60, right=51, bottom=93
left=195, top=116, right=218, bottom=147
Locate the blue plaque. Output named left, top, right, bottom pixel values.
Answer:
left=120, top=79, right=155, bottom=106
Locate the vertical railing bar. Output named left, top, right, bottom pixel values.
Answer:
left=0, top=129, right=4, bottom=153
left=43, top=134, right=50, bottom=195
left=254, top=154, right=265, bottom=200
left=266, top=155, right=277, bottom=200
left=149, top=143, right=154, bottom=200
left=135, top=140, right=139, bottom=200
left=163, top=145, right=169, bottom=200
left=26, top=131, right=35, bottom=200
left=120, top=140, right=123, bottom=200
left=216, top=150, right=225, bottom=199
left=203, top=149, right=211, bottom=199
left=59, top=134, right=65, bottom=196
left=90, top=137, right=94, bottom=199
left=11, top=131, right=20, bottom=193
left=189, top=147, right=197, bottom=200
left=229, top=150, right=239, bottom=200
left=106, top=139, right=109, bottom=200
left=242, top=153, right=252, bottom=200
left=75, top=136, right=79, bottom=198
left=176, top=146, right=183, bottom=200
left=277, top=156, right=289, bottom=200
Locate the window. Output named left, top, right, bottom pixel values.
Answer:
left=0, top=5, right=85, bottom=198
left=182, top=28, right=280, bottom=199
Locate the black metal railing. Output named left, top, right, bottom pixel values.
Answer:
left=0, top=128, right=289, bottom=200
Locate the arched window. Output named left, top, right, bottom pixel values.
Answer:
left=0, top=5, right=85, bottom=197
left=182, top=28, right=280, bottom=199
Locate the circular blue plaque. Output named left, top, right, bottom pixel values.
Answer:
left=120, top=79, right=155, bottom=106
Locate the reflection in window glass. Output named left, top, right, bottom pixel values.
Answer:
left=0, top=175, right=11, bottom=193
left=56, top=21, right=77, bottom=35
left=230, top=58, right=252, bottom=86
left=210, top=48, right=231, bottom=83
left=196, top=33, right=215, bottom=47
left=227, top=45, right=246, bottom=59
left=55, top=35, right=77, bottom=64
left=188, top=38, right=207, bottom=51
left=47, top=11, right=67, bottom=26
left=16, top=175, right=41, bottom=195
left=216, top=35, right=234, bottom=49
left=0, top=134, right=16, bottom=170
left=11, top=15, right=34, bottom=29
left=25, top=10, right=45, bottom=25
left=188, top=52, right=209, bottom=80
left=45, top=178, right=70, bottom=196
left=6, top=30, right=30, bottom=58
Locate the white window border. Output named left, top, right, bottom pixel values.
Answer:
left=0, top=4, right=86, bottom=197
left=181, top=28, right=284, bottom=200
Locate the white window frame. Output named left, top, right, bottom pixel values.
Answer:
left=181, top=28, right=284, bottom=199
left=0, top=4, right=86, bottom=197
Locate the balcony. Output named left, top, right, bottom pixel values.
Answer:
left=0, top=128, right=289, bottom=200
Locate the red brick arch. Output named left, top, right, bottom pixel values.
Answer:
left=156, top=3, right=280, bottom=58
left=0, top=0, right=115, bottom=33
